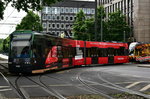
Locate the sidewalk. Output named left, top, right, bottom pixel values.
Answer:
left=0, top=54, right=8, bottom=60
left=138, top=64, right=150, bottom=68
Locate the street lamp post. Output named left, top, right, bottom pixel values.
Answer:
left=100, top=7, right=103, bottom=41
left=95, top=0, right=97, bottom=41
left=124, top=31, right=126, bottom=42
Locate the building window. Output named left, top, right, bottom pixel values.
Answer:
left=70, top=8, right=73, bottom=13
left=74, top=8, right=77, bottom=13
left=47, top=7, right=52, bottom=14
left=52, top=23, right=55, bottom=29
left=74, top=16, right=76, bottom=20
left=65, top=16, right=69, bottom=21
left=56, top=23, right=60, bottom=29
left=56, top=31, right=60, bottom=36
left=49, top=23, right=51, bottom=28
left=87, top=8, right=91, bottom=14
left=70, top=16, right=73, bottom=21
left=91, top=9, right=95, bottom=14
left=61, top=23, right=64, bottom=29
left=47, top=15, right=51, bottom=20
left=66, top=24, right=69, bottom=29
left=43, top=23, right=46, bottom=28
left=52, top=7, right=55, bottom=14
left=61, top=15, right=64, bottom=21
left=52, top=31, right=55, bottom=35
left=56, top=15, right=60, bottom=20
left=61, top=7, right=65, bottom=13
left=83, top=8, right=87, bottom=14
left=52, top=15, right=55, bottom=20
left=43, top=14, right=47, bottom=20
left=65, top=7, right=69, bottom=13
left=57, top=7, right=60, bottom=14
left=42, top=7, right=47, bottom=14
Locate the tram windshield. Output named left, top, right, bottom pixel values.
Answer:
left=11, top=41, right=30, bottom=58
left=10, top=33, right=32, bottom=58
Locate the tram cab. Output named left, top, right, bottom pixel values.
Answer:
left=8, top=31, right=54, bottom=73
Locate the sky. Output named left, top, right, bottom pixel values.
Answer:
left=0, top=5, right=27, bottom=39
left=0, top=0, right=94, bottom=39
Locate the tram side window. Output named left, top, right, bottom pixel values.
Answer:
left=62, top=46, right=74, bottom=58
left=101, top=48, right=108, bottom=57
left=108, top=48, right=114, bottom=56
left=57, top=46, right=63, bottom=58
left=86, top=48, right=91, bottom=57
left=68, top=46, right=74, bottom=57
left=45, top=38, right=52, bottom=56
left=91, top=47, right=100, bottom=57
left=33, top=35, right=44, bottom=58
left=62, top=46, right=68, bottom=58
left=75, top=47, right=84, bottom=58
left=116, top=47, right=125, bottom=56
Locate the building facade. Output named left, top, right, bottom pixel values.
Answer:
left=133, top=0, right=150, bottom=42
left=41, top=0, right=95, bottom=37
left=98, top=0, right=150, bottom=42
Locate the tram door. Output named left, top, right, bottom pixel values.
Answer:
left=108, top=48, right=114, bottom=64
left=91, top=47, right=99, bottom=64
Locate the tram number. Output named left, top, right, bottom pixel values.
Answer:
left=16, top=65, right=20, bottom=68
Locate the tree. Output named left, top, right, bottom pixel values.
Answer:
left=96, top=6, right=106, bottom=41
left=3, top=36, right=10, bottom=53
left=16, top=11, right=43, bottom=31
left=0, top=1, right=5, bottom=20
left=84, top=18, right=95, bottom=41
left=106, top=10, right=130, bottom=41
left=73, top=10, right=88, bottom=40
left=0, top=0, right=62, bottom=20
left=0, top=39, right=4, bottom=53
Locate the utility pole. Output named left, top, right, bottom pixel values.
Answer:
left=100, top=6, right=103, bottom=41
left=95, top=0, right=97, bottom=41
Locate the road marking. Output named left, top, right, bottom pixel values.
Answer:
left=126, top=81, right=141, bottom=88
left=0, top=86, right=9, bottom=88
left=139, top=84, right=150, bottom=92
left=0, top=88, right=12, bottom=92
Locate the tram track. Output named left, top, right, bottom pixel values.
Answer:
left=97, top=72, right=150, bottom=99
left=0, top=63, right=8, bottom=70
left=0, top=63, right=8, bottom=74
left=76, top=72, right=115, bottom=99
left=0, top=72, right=28, bottom=99
left=25, top=75, right=67, bottom=99
left=76, top=70, right=150, bottom=99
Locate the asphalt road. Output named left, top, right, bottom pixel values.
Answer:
left=0, top=63, right=150, bottom=99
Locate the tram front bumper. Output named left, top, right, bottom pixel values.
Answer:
left=8, top=64, right=33, bottom=73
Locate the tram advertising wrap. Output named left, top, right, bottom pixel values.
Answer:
left=8, top=31, right=129, bottom=74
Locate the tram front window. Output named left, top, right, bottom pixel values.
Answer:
left=11, top=41, right=30, bottom=58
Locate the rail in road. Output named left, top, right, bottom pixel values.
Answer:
left=0, top=59, right=150, bottom=99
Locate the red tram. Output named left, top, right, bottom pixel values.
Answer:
left=8, top=31, right=129, bottom=74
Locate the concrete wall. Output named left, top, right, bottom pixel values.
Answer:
left=133, top=0, right=150, bottom=42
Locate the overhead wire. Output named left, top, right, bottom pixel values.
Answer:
left=0, top=8, right=19, bottom=37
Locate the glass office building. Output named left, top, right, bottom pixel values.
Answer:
left=41, top=0, right=95, bottom=37
left=98, top=0, right=150, bottom=42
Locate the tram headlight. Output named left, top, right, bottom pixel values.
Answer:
left=24, top=58, right=30, bottom=64
left=25, top=61, right=30, bottom=64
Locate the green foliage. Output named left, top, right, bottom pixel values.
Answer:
left=105, top=10, right=130, bottom=41
left=0, top=1, right=5, bottom=20
left=73, top=6, right=106, bottom=41
left=84, top=18, right=95, bottom=41
left=0, top=39, right=4, bottom=52
left=3, top=36, right=10, bottom=53
left=16, top=11, right=43, bottom=31
left=73, top=10, right=88, bottom=40
left=96, top=6, right=106, bottom=41
left=73, top=6, right=130, bottom=42
left=0, top=0, right=62, bottom=20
